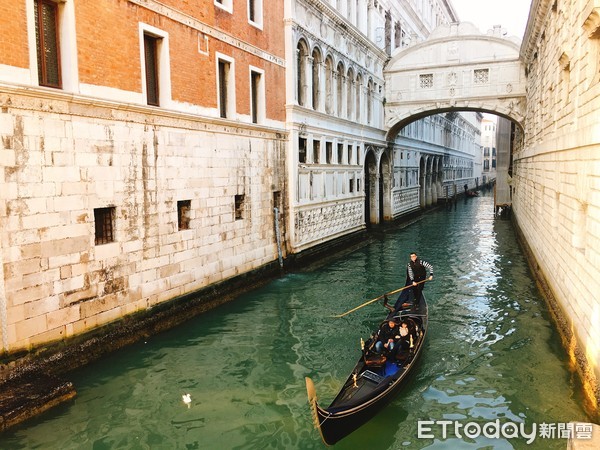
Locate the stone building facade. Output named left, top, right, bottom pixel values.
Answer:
left=0, top=0, right=287, bottom=353
left=514, top=0, right=600, bottom=412
left=286, top=0, right=481, bottom=252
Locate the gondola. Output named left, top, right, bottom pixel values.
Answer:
left=305, top=287, right=428, bottom=446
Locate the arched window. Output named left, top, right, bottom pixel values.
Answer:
left=296, top=39, right=309, bottom=106
left=325, top=56, right=334, bottom=114
left=367, top=78, right=374, bottom=124
left=346, top=68, right=354, bottom=120
left=336, top=62, right=345, bottom=117
left=355, top=73, right=362, bottom=122
left=312, top=48, right=322, bottom=111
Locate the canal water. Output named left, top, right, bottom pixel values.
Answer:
left=0, top=194, right=589, bottom=449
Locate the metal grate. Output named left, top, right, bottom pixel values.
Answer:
left=419, top=73, right=434, bottom=89
left=94, top=207, right=115, bottom=245
left=474, top=68, right=489, bottom=84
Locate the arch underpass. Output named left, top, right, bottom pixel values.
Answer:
left=374, top=22, right=527, bottom=219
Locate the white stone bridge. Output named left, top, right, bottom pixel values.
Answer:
left=384, top=22, right=526, bottom=139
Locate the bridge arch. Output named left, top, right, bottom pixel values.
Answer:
left=384, top=22, right=527, bottom=141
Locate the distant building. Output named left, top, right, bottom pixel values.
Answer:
left=480, top=115, right=498, bottom=184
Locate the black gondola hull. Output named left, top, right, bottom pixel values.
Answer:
left=306, top=297, right=428, bottom=445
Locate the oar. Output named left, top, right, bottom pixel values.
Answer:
left=332, top=279, right=429, bottom=318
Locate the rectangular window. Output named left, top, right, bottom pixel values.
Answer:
left=337, top=143, right=344, bottom=164
left=248, top=0, right=263, bottom=28
left=234, top=195, right=244, bottom=220
left=347, top=144, right=353, bottom=165
left=217, top=57, right=234, bottom=118
left=312, top=140, right=320, bottom=164
left=326, top=142, right=332, bottom=164
left=299, top=137, right=307, bottom=163
left=349, top=177, right=354, bottom=193
left=144, top=34, right=160, bottom=106
left=34, top=0, right=61, bottom=88
left=250, top=68, right=264, bottom=124
left=94, top=207, right=115, bottom=245
left=177, top=200, right=191, bottom=230
left=215, top=0, right=233, bottom=13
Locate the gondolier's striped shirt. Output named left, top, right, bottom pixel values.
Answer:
left=407, top=260, right=434, bottom=281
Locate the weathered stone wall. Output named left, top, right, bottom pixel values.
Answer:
left=515, top=0, right=600, bottom=414
left=0, top=89, right=287, bottom=352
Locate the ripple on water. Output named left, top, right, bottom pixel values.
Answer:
left=0, top=194, right=589, bottom=450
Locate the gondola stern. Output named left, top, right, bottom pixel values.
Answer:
left=305, top=377, right=333, bottom=446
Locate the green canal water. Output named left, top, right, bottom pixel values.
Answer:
left=0, top=194, right=589, bottom=449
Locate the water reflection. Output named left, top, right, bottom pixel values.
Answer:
left=0, top=194, right=588, bottom=449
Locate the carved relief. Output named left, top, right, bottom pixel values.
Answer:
left=295, top=201, right=363, bottom=245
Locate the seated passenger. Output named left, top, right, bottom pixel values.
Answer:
left=397, top=321, right=412, bottom=351
left=375, top=320, right=400, bottom=353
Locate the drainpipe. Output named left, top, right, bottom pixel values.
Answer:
left=274, top=207, right=284, bottom=269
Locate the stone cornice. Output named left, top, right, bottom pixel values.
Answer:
left=127, top=0, right=285, bottom=67
left=0, top=83, right=287, bottom=138
left=300, top=0, right=388, bottom=59
left=520, top=0, right=553, bottom=63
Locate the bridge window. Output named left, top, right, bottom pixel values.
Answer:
left=474, top=69, right=489, bottom=84
left=419, top=74, right=434, bottom=89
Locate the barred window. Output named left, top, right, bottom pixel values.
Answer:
left=94, top=207, right=115, bottom=245
left=420, top=74, right=434, bottom=89
left=177, top=200, right=191, bottom=230
left=474, top=69, right=489, bottom=84
left=34, top=0, right=61, bottom=88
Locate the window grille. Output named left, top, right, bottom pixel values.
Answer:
left=94, top=207, right=115, bottom=245
left=474, top=69, right=489, bottom=84
left=419, top=74, right=434, bottom=89
left=34, top=0, right=61, bottom=88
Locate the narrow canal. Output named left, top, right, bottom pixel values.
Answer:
left=1, top=193, right=589, bottom=449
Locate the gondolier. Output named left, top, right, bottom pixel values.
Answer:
left=407, top=252, right=433, bottom=306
